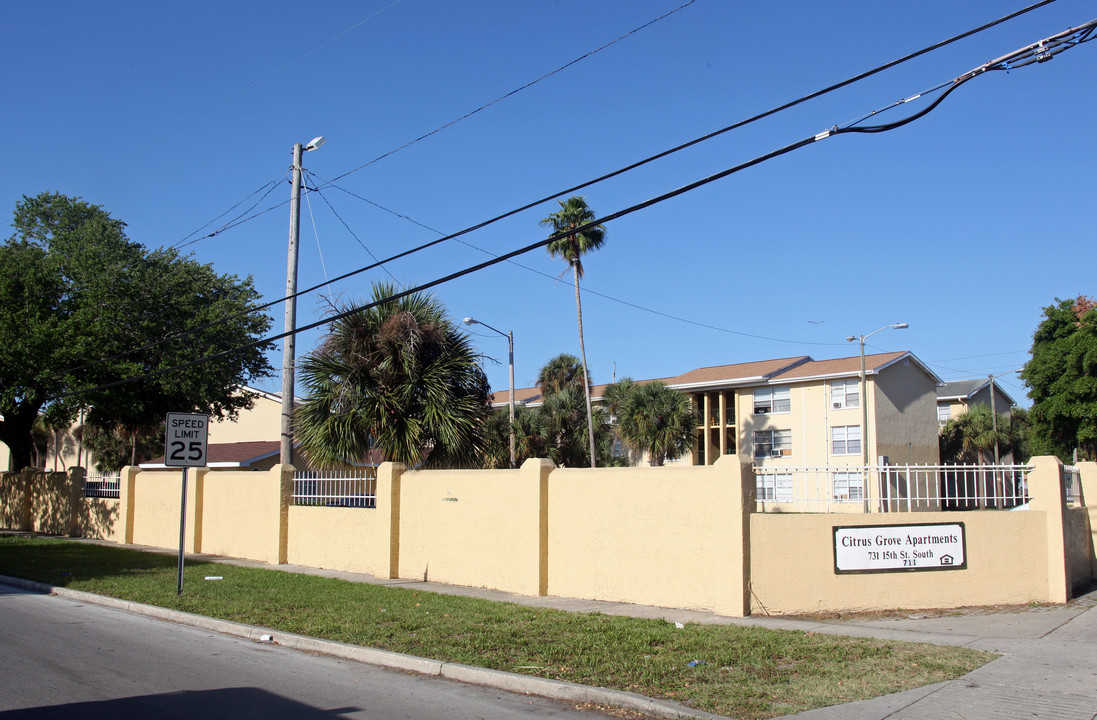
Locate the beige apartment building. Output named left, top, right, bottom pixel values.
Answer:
left=501, top=351, right=942, bottom=470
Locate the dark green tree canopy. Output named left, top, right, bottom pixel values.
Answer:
left=1021, top=296, right=1097, bottom=461
left=295, top=283, right=492, bottom=468
left=0, top=192, right=273, bottom=470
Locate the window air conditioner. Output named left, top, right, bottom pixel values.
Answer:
left=833, top=402, right=842, bottom=409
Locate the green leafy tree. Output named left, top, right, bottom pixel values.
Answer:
left=0, top=192, right=273, bottom=470
left=607, top=379, right=695, bottom=466
left=79, top=423, right=165, bottom=473
left=295, top=282, right=492, bottom=468
left=540, top=196, right=606, bottom=468
left=1021, top=296, right=1097, bottom=461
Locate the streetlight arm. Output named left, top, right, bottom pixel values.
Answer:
left=464, top=317, right=507, bottom=339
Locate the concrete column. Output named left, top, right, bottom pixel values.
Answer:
left=1027, top=456, right=1070, bottom=603
left=518, top=458, right=554, bottom=597
left=712, top=456, right=753, bottom=616
left=67, top=467, right=85, bottom=536
left=375, top=462, right=406, bottom=579
left=119, top=466, right=140, bottom=544
left=18, top=469, right=33, bottom=531
left=1076, top=461, right=1097, bottom=580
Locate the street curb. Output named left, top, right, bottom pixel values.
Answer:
left=1, top=575, right=724, bottom=720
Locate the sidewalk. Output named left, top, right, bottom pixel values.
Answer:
left=17, top=538, right=1097, bottom=719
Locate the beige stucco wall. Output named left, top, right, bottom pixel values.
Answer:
left=197, top=467, right=290, bottom=564
left=7, top=458, right=1092, bottom=617
left=287, top=505, right=388, bottom=575
left=547, top=462, right=738, bottom=611
left=750, top=510, right=1050, bottom=614
left=0, top=469, right=121, bottom=540
left=130, top=469, right=200, bottom=552
left=0, top=471, right=31, bottom=529
left=396, top=463, right=543, bottom=595
left=874, top=359, right=940, bottom=466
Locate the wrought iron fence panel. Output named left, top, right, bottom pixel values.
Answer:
left=292, top=469, right=377, bottom=508
left=752, top=464, right=1033, bottom=513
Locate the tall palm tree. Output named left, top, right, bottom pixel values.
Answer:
left=295, top=282, right=492, bottom=468
left=540, top=196, right=606, bottom=468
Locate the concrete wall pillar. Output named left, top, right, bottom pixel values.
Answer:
left=118, top=466, right=140, bottom=544
left=375, top=462, right=406, bottom=579
left=66, top=467, right=85, bottom=536
left=1028, top=455, right=1070, bottom=603
left=520, top=458, right=554, bottom=597
left=1077, top=461, right=1097, bottom=580
left=712, top=456, right=752, bottom=617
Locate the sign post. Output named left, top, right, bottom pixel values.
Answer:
left=164, top=413, right=208, bottom=594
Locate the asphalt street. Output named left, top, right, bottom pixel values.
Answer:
left=0, top=583, right=613, bottom=720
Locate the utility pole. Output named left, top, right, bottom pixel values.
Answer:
left=281, top=137, right=325, bottom=467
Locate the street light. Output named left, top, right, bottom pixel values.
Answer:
left=281, top=136, right=325, bottom=466
left=464, top=317, right=515, bottom=469
left=846, top=323, right=909, bottom=469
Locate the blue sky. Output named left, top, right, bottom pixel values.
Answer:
left=4, top=1, right=1095, bottom=408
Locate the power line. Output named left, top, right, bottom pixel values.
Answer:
left=182, top=0, right=698, bottom=247
left=174, top=0, right=1063, bottom=253
left=172, top=176, right=284, bottom=250
left=322, top=177, right=846, bottom=347
left=305, top=176, right=401, bottom=285
left=51, top=6, right=1081, bottom=387
left=54, top=17, right=1094, bottom=402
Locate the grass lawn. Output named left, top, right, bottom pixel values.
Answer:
left=0, top=535, right=994, bottom=719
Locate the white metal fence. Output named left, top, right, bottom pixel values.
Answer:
left=753, top=464, right=1033, bottom=513
left=1064, top=465, right=1081, bottom=505
left=292, top=469, right=377, bottom=508
left=82, top=473, right=121, bottom=499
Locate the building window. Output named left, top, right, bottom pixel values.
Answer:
left=757, top=473, right=793, bottom=502
left=754, top=429, right=792, bottom=458
left=937, top=405, right=951, bottom=425
left=830, top=379, right=859, bottom=409
left=753, top=386, right=790, bottom=414
left=831, top=425, right=861, bottom=455
left=833, top=472, right=863, bottom=502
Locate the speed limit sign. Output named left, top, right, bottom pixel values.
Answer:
left=164, top=413, right=209, bottom=467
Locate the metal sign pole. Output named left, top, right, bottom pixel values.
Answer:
left=164, top=412, right=208, bottom=596
left=178, top=467, right=187, bottom=595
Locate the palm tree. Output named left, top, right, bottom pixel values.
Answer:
left=295, top=282, right=492, bottom=468
left=536, top=353, right=588, bottom=398
left=609, top=379, right=695, bottom=466
left=540, top=196, right=606, bottom=468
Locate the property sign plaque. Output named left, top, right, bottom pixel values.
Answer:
left=834, top=523, right=966, bottom=574
left=164, top=412, right=209, bottom=468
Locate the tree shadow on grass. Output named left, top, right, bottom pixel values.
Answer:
left=0, top=535, right=213, bottom=589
